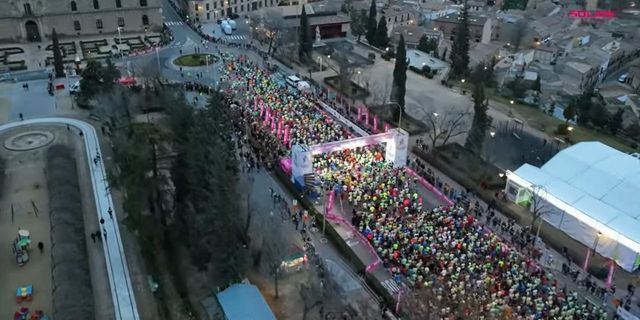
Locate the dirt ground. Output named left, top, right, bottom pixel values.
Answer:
left=0, top=125, right=115, bottom=319
left=0, top=126, right=55, bottom=319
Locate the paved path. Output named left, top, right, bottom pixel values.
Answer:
left=0, top=118, right=138, bottom=320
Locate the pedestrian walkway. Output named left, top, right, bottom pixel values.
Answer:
left=164, top=21, right=185, bottom=26
left=224, top=35, right=247, bottom=41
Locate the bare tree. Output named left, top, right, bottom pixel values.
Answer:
left=332, top=51, right=356, bottom=94
left=366, top=77, right=393, bottom=107
left=257, top=213, right=290, bottom=299
left=421, top=109, right=472, bottom=149
left=258, top=8, right=288, bottom=56
left=525, top=184, right=550, bottom=240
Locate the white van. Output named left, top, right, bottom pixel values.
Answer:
left=228, top=19, right=237, bottom=30
left=285, top=75, right=301, bottom=88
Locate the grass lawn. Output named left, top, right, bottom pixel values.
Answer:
left=490, top=92, right=637, bottom=153
left=173, top=54, right=218, bottom=67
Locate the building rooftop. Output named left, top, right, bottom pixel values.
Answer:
left=510, top=141, right=640, bottom=271
left=406, top=49, right=448, bottom=70
left=391, top=25, right=432, bottom=44
left=565, top=60, right=594, bottom=74
left=281, top=13, right=350, bottom=27
left=434, top=13, right=488, bottom=26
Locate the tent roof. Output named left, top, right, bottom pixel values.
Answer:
left=216, top=284, right=276, bottom=320
left=512, top=142, right=640, bottom=246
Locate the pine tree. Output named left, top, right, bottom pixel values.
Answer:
left=608, top=108, right=624, bottom=135
left=465, top=84, right=491, bottom=154
left=450, top=1, right=470, bottom=78
left=52, top=28, right=65, bottom=78
left=533, top=75, right=541, bottom=91
left=298, top=5, right=312, bottom=62
left=563, top=101, right=577, bottom=123
left=375, top=16, right=389, bottom=48
left=366, top=0, right=377, bottom=45
left=392, top=35, right=408, bottom=114
left=417, top=35, right=437, bottom=54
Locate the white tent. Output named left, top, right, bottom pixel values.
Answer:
left=505, top=142, right=640, bottom=271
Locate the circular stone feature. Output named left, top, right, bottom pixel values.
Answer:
left=4, top=131, right=55, bottom=151
left=173, top=54, right=219, bottom=67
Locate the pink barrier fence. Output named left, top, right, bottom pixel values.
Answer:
left=324, top=190, right=383, bottom=273
left=280, top=157, right=292, bottom=175
left=405, top=167, right=455, bottom=206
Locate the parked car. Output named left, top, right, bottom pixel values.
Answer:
left=69, top=81, right=80, bottom=94
left=229, top=13, right=240, bottom=19
left=618, top=73, right=629, bottom=83
left=285, top=75, right=301, bottom=88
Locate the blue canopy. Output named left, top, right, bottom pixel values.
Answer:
left=217, top=284, right=277, bottom=320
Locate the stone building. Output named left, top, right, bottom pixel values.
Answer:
left=0, top=0, right=162, bottom=43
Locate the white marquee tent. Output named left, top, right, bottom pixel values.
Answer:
left=505, top=142, right=640, bottom=271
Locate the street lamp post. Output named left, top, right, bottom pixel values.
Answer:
left=155, top=46, right=161, bottom=73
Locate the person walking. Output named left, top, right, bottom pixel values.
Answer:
left=37, top=241, right=44, bottom=254
left=108, top=207, right=113, bottom=220
left=90, top=232, right=96, bottom=243
left=19, top=113, right=23, bottom=121
left=102, top=228, right=107, bottom=241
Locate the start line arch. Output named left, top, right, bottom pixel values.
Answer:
left=291, top=128, right=409, bottom=187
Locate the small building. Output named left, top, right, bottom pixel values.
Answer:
left=629, top=64, right=640, bottom=92
left=0, top=0, right=162, bottom=42
left=406, top=49, right=448, bottom=72
left=216, top=283, right=277, bottom=320
left=254, top=4, right=351, bottom=40
left=381, top=5, right=415, bottom=30
left=391, top=25, right=441, bottom=49
left=433, top=13, right=493, bottom=43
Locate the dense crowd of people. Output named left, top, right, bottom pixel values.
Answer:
left=220, top=54, right=350, bottom=159
left=312, top=146, right=608, bottom=319
left=219, top=55, right=610, bottom=319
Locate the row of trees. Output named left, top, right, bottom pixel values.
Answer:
left=362, top=0, right=389, bottom=48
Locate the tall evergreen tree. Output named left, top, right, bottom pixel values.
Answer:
left=366, top=0, right=377, bottom=45
left=450, top=1, right=470, bottom=78
left=52, top=28, right=65, bottom=78
left=465, top=84, right=491, bottom=154
left=375, top=16, right=389, bottom=48
left=298, top=5, right=312, bottom=61
left=392, top=35, right=408, bottom=114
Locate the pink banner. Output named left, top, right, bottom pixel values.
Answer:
left=373, top=115, right=378, bottom=133
left=357, top=106, right=363, bottom=122
left=280, top=157, right=292, bottom=175
left=364, top=109, right=369, bottom=128
left=605, top=260, right=615, bottom=288
left=583, top=248, right=592, bottom=271
left=405, top=167, right=454, bottom=206
left=283, top=125, right=290, bottom=145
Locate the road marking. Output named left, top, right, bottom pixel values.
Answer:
left=381, top=278, right=400, bottom=294
left=225, top=35, right=246, bottom=41
left=165, top=21, right=184, bottom=26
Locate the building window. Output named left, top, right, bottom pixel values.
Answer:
left=271, top=0, right=274, bottom=5
left=93, top=0, right=100, bottom=9
left=206, top=3, right=210, bottom=10
left=96, top=19, right=103, bottom=29
left=214, top=2, right=217, bottom=8
left=70, top=1, right=77, bottom=11
left=24, top=3, right=32, bottom=15
left=142, top=14, right=149, bottom=25
left=118, top=17, right=125, bottom=27
left=116, top=0, right=122, bottom=7
left=140, top=0, right=148, bottom=6
left=74, top=20, right=81, bottom=30
left=206, top=12, right=210, bottom=19
left=241, top=4, right=244, bottom=10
